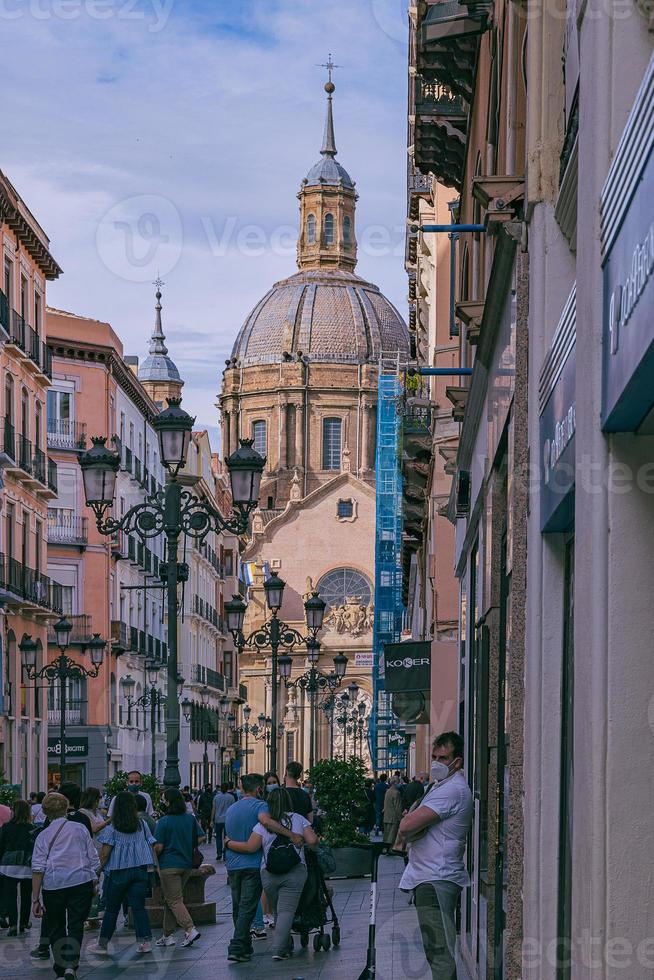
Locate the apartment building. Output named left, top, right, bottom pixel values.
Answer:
left=0, top=170, right=61, bottom=792
left=46, top=306, right=167, bottom=786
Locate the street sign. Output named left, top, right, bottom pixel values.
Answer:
left=48, top=736, right=89, bottom=758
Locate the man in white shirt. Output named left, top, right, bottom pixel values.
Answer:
left=107, top=770, right=154, bottom=818
left=398, top=731, right=473, bottom=980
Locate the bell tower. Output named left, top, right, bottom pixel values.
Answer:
left=297, top=61, right=358, bottom=272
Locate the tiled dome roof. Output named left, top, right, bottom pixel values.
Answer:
left=230, top=268, right=409, bottom=367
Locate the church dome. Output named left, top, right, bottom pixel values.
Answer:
left=230, top=267, right=409, bottom=367
left=138, top=284, right=183, bottom=386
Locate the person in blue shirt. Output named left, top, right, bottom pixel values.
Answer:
left=223, top=773, right=304, bottom=963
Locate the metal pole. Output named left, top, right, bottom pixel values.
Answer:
left=309, top=682, right=316, bottom=771
left=150, top=692, right=156, bottom=778
left=419, top=223, right=486, bottom=233
left=416, top=367, right=473, bottom=376
left=203, top=712, right=209, bottom=787
left=270, top=616, right=279, bottom=774
left=163, top=481, right=182, bottom=789
left=245, top=728, right=249, bottom=775
left=330, top=711, right=334, bottom=760
left=59, top=659, right=66, bottom=784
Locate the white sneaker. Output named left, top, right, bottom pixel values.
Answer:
left=181, top=927, right=201, bottom=947
left=138, top=941, right=152, bottom=953
left=155, top=935, right=176, bottom=947
left=86, top=941, right=109, bottom=955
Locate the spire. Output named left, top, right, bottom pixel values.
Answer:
left=319, top=54, right=340, bottom=157
left=150, top=277, right=169, bottom=356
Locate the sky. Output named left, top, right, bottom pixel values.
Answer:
left=2, top=0, right=409, bottom=449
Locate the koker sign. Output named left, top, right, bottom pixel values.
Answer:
left=383, top=640, right=431, bottom=693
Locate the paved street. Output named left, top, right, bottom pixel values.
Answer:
left=0, top=843, right=471, bottom=980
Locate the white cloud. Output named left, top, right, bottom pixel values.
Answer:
left=3, top=1, right=408, bottom=434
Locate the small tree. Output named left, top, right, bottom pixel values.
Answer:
left=308, top=757, right=368, bottom=848
left=0, top=772, right=19, bottom=807
left=104, top=771, right=162, bottom=812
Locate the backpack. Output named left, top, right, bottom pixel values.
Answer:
left=265, top=832, right=301, bottom=875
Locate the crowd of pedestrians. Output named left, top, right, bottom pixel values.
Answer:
left=0, top=731, right=474, bottom=979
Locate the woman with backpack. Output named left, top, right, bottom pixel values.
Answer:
left=224, top=787, right=318, bottom=962
left=0, top=799, right=37, bottom=935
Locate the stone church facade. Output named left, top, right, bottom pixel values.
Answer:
left=219, top=75, right=409, bottom=773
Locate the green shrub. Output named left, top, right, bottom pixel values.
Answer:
left=104, top=771, right=162, bottom=811
left=307, top=757, right=368, bottom=848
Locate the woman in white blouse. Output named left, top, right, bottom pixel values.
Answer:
left=31, top=792, right=100, bottom=980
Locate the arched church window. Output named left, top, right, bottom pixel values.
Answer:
left=343, top=215, right=351, bottom=245
left=324, top=213, right=335, bottom=245
left=322, top=416, right=342, bottom=470
left=252, top=420, right=267, bottom=458
left=317, top=567, right=373, bottom=611
left=306, top=214, right=316, bottom=244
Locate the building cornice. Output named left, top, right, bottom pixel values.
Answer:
left=0, top=170, right=62, bottom=280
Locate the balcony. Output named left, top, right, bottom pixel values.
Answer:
left=7, top=308, right=26, bottom=352
left=48, top=702, right=84, bottom=725
left=191, top=663, right=225, bottom=692
left=130, top=625, right=139, bottom=652
left=192, top=594, right=219, bottom=630
left=47, top=419, right=87, bottom=451
left=0, top=555, right=63, bottom=613
left=111, top=620, right=129, bottom=652
left=133, top=456, right=142, bottom=484
left=412, top=76, right=467, bottom=191
left=47, top=510, right=88, bottom=548
left=0, top=418, right=16, bottom=466
left=0, top=288, right=8, bottom=336
left=122, top=446, right=133, bottom=474
left=48, top=614, right=93, bottom=646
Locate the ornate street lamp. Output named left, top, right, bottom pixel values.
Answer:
left=228, top=578, right=327, bottom=774
left=21, top=627, right=106, bottom=782
left=80, top=397, right=265, bottom=788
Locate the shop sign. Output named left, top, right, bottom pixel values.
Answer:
left=48, top=736, right=88, bottom=758
left=387, top=730, right=411, bottom=750
left=540, top=340, right=576, bottom=532
left=602, top=74, right=654, bottom=430
left=354, top=652, right=374, bottom=668
left=383, top=640, right=431, bottom=692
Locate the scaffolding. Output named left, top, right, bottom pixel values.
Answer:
left=370, top=365, right=405, bottom=773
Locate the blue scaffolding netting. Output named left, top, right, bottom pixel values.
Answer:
left=370, top=369, right=405, bottom=773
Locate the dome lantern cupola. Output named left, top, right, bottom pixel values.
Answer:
left=138, top=280, right=184, bottom=407
left=297, top=62, right=358, bottom=273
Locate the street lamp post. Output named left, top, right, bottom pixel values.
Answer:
left=79, top=398, right=265, bottom=788
left=125, top=662, right=185, bottom=777
left=282, top=641, right=348, bottom=770
left=20, top=620, right=106, bottom=783
left=225, top=574, right=326, bottom=775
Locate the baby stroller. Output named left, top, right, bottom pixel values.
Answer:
left=291, top=849, right=341, bottom=951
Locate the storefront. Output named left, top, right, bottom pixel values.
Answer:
left=47, top=725, right=109, bottom=788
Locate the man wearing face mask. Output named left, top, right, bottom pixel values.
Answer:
left=107, top=771, right=154, bottom=820
left=397, top=732, right=473, bottom=980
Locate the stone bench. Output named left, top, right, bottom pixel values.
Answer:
left=141, top=864, right=217, bottom=927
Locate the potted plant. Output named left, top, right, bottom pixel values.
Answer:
left=308, top=757, right=371, bottom=878
left=0, top=774, right=19, bottom=808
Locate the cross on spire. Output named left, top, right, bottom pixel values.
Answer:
left=317, top=54, right=340, bottom=86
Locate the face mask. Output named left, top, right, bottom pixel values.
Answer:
left=430, top=760, right=452, bottom=783
left=267, top=783, right=279, bottom=790
left=127, top=785, right=140, bottom=793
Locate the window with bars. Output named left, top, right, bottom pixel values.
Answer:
left=337, top=499, right=353, bottom=519
left=322, top=417, right=342, bottom=470
left=252, top=420, right=267, bottom=458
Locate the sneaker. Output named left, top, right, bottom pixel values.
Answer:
left=64, top=970, right=78, bottom=980
left=86, top=942, right=109, bottom=955
left=262, top=914, right=273, bottom=926
left=272, top=952, right=291, bottom=960
left=155, top=935, right=176, bottom=947
left=181, top=927, right=201, bottom=947
left=227, top=952, right=251, bottom=962
left=137, top=941, right=152, bottom=954
left=30, top=946, right=50, bottom=960
left=250, top=927, right=267, bottom=940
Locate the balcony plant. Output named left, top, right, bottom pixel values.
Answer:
left=307, top=756, right=371, bottom=877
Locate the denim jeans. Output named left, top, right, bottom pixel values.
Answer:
left=99, top=868, right=152, bottom=943
left=214, top=822, right=225, bottom=858
left=227, top=868, right=262, bottom=957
